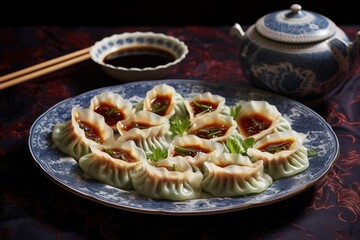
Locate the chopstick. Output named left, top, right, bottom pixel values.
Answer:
left=0, top=47, right=91, bottom=90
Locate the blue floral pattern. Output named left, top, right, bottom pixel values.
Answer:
left=89, top=32, right=189, bottom=81
left=264, top=11, right=329, bottom=34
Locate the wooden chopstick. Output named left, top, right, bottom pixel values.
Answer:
left=0, top=47, right=91, bottom=90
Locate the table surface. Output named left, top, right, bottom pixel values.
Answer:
left=1, top=25, right=360, bottom=240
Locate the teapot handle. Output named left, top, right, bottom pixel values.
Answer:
left=349, top=31, right=360, bottom=60
left=230, top=23, right=245, bottom=42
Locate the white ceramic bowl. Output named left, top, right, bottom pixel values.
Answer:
left=90, top=32, right=189, bottom=82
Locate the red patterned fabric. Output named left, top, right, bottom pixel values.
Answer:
left=1, top=26, right=359, bottom=239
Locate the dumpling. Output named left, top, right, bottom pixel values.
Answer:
left=187, top=113, right=237, bottom=142
left=235, top=100, right=282, bottom=142
left=89, top=91, right=135, bottom=130
left=201, top=153, right=272, bottom=197
left=184, top=92, right=229, bottom=121
left=247, top=130, right=309, bottom=180
left=131, top=157, right=203, bottom=200
left=52, top=108, right=114, bottom=161
left=142, top=84, right=177, bottom=118
left=168, top=134, right=224, bottom=172
left=117, top=110, right=169, bottom=136
left=78, top=140, right=146, bottom=190
left=276, top=117, right=292, bottom=132
left=117, top=110, right=171, bottom=153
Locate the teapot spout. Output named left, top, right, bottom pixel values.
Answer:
left=231, top=23, right=245, bottom=41
left=349, top=31, right=360, bottom=60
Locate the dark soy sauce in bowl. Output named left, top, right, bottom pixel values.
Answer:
left=104, top=46, right=177, bottom=69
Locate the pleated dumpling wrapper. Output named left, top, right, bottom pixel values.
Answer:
left=78, top=140, right=146, bottom=190
left=131, top=157, right=203, bottom=200
left=184, top=92, right=229, bottom=122
left=201, top=153, right=273, bottom=197
left=142, top=83, right=177, bottom=118
left=235, top=100, right=283, bottom=142
left=89, top=91, right=135, bottom=130
left=52, top=108, right=114, bottom=161
left=117, top=110, right=171, bottom=153
left=168, top=134, right=224, bottom=172
left=247, top=130, right=309, bottom=180
left=187, top=113, right=237, bottom=142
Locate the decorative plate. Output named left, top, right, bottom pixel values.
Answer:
left=28, top=79, right=339, bottom=215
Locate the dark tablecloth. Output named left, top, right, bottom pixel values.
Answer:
left=1, top=25, right=360, bottom=240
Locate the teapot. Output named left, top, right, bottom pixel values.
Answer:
left=231, top=4, right=360, bottom=104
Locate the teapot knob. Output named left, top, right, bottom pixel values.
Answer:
left=286, top=4, right=305, bottom=18
left=290, top=4, right=301, bottom=13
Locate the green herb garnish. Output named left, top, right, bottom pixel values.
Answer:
left=207, top=130, right=222, bottom=138
left=230, top=104, right=241, bottom=120
left=103, top=148, right=114, bottom=155
left=146, top=146, right=167, bottom=162
left=265, top=146, right=288, bottom=153
left=193, top=101, right=212, bottom=110
left=307, top=148, right=318, bottom=157
left=174, top=146, right=193, bottom=154
left=152, top=102, right=168, bottom=114
left=133, top=99, right=143, bottom=111
left=169, top=116, right=191, bottom=136
left=226, top=136, right=255, bottom=155
left=172, top=164, right=177, bottom=171
left=103, top=148, right=127, bottom=161
left=107, top=107, right=117, bottom=116
left=132, top=124, right=148, bottom=130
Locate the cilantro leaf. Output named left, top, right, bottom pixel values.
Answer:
left=146, top=146, right=167, bottom=162
left=230, top=104, right=241, bottom=120
left=169, top=116, right=191, bottom=136
left=226, top=136, right=254, bottom=155
left=307, top=148, right=318, bottom=157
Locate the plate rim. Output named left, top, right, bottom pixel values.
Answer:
left=28, top=79, right=340, bottom=215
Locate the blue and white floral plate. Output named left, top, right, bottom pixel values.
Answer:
left=28, top=79, right=339, bottom=215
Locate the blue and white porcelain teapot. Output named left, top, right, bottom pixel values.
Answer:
left=231, top=4, right=360, bottom=103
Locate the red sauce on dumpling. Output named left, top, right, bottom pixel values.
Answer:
left=102, top=148, right=137, bottom=162
left=150, top=95, right=171, bottom=116
left=238, top=114, right=272, bottom=137
left=189, top=124, right=228, bottom=139
left=172, top=145, right=210, bottom=157
left=258, top=139, right=295, bottom=153
left=94, top=102, right=125, bottom=126
left=190, top=100, right=218, bottom=116
left=77, top=119, right=103, bottom=143
left=121, top=121, right=154, bottom=132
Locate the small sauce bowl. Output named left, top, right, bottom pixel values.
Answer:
left=90, top=32, right=188, bottom=82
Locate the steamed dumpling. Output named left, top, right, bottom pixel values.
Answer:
left=201, top=153, right=272, bottom=197
left=187, top=113, right=237, bottom=142
left=142, top=84, right=177, bottom=118
left=117, top=110, right=169, bottom=136
left=235, top=100, right=282, bottom=142
left=142, top=83, right=188, bottom=118
left=131, top=157, right=203, bottom=200
left=117, top=110, right=171, bottom=153
left=52, top=108, right=114, bottom=161
left=168, top=134, right=224, bottom=172
left=247, top=130, right=309, bottom=180
left=184, top=92, right=229, bottom=121
left=89, top=91, right=135, bottom=130
left=78, top=140, right=146, bottom=189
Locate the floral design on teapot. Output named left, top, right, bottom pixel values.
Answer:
left=231, top=4, right=360, bottom=104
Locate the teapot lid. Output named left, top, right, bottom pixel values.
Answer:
left=255, top=4, right=336, bottom=43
